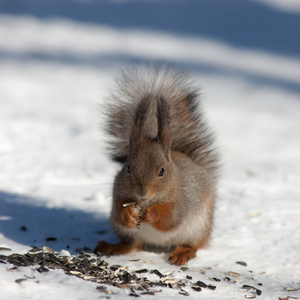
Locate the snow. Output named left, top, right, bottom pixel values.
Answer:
left=0, top=1, right=300, bottom=299
left=253, top=0, right=300, bottom=12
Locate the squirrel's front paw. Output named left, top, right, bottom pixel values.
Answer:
left=141, top=206, right=158, bottom=224
left=120, top=206, right=140, bottom=229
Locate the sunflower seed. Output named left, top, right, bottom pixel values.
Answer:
left=236, top=261, right=247, bottom=267
left=42, top=246, right=55, bottom=253
left=163, top=270, right=175, bottom=277
left=178, top=289, right=189, bottom=296
left=228, top=271, right=241, bottom=276
left=123, top=202, right=136, bottom=208
left=0, top=247, right=12, bottom=252
left=69, top=270, right=82, bottom=275
left=84, top=275, right=97, bottom=280
left=161, top=278, right=182, bottom=284
left=284, top=287, right=298, bottom=291
left=139, top=260, right=152, bottom=264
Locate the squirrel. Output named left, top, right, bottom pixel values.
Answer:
left=94, top=64, right=218, bottom=265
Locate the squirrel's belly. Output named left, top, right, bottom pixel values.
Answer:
left=137, top=223, right=174, bottom=246
left=128, top=217, right=208, bottom=247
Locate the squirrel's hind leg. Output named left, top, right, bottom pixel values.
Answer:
left=94, top=240, right=142, bottom=255
left=169, top=237, right=210, bottom=265
left=168, top=244, right=198, bottom=266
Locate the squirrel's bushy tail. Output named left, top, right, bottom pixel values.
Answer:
left=104, top=64, right=218, bottom=177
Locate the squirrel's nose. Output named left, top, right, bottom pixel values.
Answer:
left=137, top=188, right=149, bottom=200
left=137, top=191, right=147, bottom=196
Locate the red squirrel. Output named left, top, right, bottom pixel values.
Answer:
left=94, top=65, right=218, bottom=265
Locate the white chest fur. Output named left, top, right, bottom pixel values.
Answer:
left=122, top=214, right=208, bottom=247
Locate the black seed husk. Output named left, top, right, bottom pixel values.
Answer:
left=242, top=285, right=262, bottom=296
left=97, top=230, right=108, bottom=235
left=151, top=269, right=163, bottom=278
left=141, top=291, right=155, bottom=295
left=29, top=246, right=42, bottom=253
left=110, top=264, right=122, bottom=271
left=15, top=278, right=27, bottom=284
left=129, top=293, right=140, bottom=297
left=191, top=286, right=202, bottom=292
left=208, top=284, right=216, bottom=290
left=256, top=289, right=262, bottom=296
left=212, top=277, right=221, bottom=282
left=196, top=281, right=208, bottom=288
left=36, top=266, right=49, bottom=273
left=135, top=269, right=148, bottom=274
left=45, top=237, right=57, bottom=241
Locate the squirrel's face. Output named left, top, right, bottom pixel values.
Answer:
left=124, top=140, right=171, bottom=203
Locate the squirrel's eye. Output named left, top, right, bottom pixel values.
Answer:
left=126, top=165, right=131, bottom=174
left=158, top=168, right=164, bottom=177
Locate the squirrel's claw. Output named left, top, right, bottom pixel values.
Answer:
left=120, top=206, right=140, bottom=229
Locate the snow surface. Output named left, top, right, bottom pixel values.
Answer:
left=0, top=1, right=300, bottom=299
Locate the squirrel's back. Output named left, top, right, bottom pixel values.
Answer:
left=105, top=64, right=218, bottom=177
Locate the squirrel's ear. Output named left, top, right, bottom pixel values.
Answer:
left=157, top=97, right=171, bottom=159
left=131, top=95, right=151, bottom=143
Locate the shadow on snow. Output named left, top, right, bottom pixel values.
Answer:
left=0, top=190, right=116, bottom=254
left=0, top=0, right=299, bottom=58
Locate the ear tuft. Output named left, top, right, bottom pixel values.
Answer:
left=157, top=97, right=171, bottom=157
left=131, top=95, right=151, bottom=142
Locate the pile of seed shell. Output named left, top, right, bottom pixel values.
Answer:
left=0, top=247, right=218, bottom=297
left=1, top=247, right=275, bottom=298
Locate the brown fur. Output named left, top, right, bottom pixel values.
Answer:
left=141, top=202, right=178, bottom=232
left=169, top=245, right=198, bottom=265
left=95, top=64, right=218, bottom=265
left=94, top=241, right=141, bottom=255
